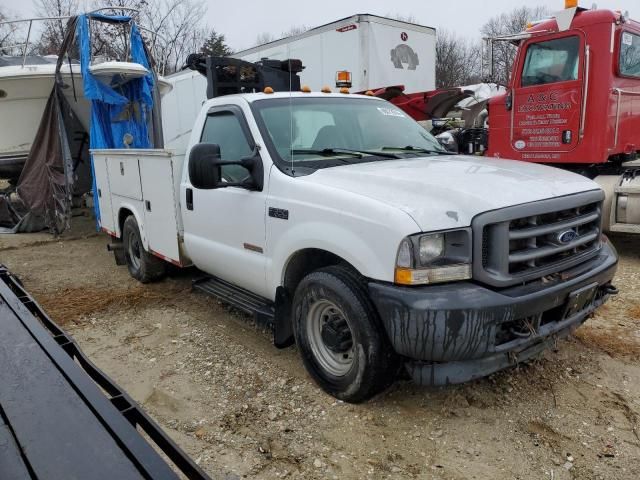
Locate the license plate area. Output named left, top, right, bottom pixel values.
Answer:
left=563, top=283, right=598, bottom=319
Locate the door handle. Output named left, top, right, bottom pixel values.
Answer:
left=186, top=188, right=193, bottom=210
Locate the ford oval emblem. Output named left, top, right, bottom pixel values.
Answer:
left=557, top=230, right=578, bottom=244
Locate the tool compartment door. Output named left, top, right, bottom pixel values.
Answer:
left=106, top=155, right=143, bottom=200
left=139, top=152, right=181, bottom=263
left=92, top=154, right=116, bottom=235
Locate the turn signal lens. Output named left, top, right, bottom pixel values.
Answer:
left=394, top=264, right=472, bottom=286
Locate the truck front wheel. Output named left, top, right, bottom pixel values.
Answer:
left=292, top=266, right=398, bottom=403
left=122, top=215, right=166, bottom=283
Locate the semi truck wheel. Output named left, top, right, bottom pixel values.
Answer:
left=292, top=265, right=398, bottom=403
left=122, top=215, right=166, bottom=283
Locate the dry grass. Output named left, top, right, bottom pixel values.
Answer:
left=35, top=286, right=165, bottom=325
left=575, top=326, right=640, bottom=360
left=628, top=304, right=640, bottom=320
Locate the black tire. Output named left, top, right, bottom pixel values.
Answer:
left=292, top=265, right=399, bottom=403
left=122, top=215, right=166, bottom=283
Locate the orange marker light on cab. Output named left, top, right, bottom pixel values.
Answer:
left=321, top=86, right=332, bottom=93
left=264, top=86, right=274, bottom=94
left=301, top=85, right=311, bottom=93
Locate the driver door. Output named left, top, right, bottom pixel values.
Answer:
left=511, top=32, right=585, bottom=156
left=182, top=105, right=268, bottom=297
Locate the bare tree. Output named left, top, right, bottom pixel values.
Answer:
left=388, top=13, right=419, bottom=24
left=139, top=0, right=208, bottom=73
left=436, top=30, right=482, bottom=88
left=481, top=6, right=549, bottom=85
left=281, top=25, right=307, bottom=37
left=0, top=7, right=18, bottom=54
left=33, top=0, right=80, bottom=54
left=253, top=25, right=308, bottom=48
left=87, top=0, right=208, bottom=73
left=254, top=31, right=276, bottom=46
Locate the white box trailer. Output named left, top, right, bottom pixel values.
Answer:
left=233, top=14, right=436, bottom=94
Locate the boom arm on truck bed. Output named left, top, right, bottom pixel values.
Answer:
left=0, top=265, right=211, bottom=480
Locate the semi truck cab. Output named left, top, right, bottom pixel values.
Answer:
left=488, top=7, right=640, bottom=167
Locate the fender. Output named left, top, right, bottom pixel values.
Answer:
left=116, top=203, right=148, bottom=249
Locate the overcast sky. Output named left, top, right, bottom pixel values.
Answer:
left=1, top=0, right=637, bottom=51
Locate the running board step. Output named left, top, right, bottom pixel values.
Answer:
left=192, top=276, right=275, bottom=324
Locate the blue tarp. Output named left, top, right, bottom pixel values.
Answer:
left=77, top=13, right=156, bottom=225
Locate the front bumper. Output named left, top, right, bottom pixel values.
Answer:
left=369, top=241, right=618, bottom=386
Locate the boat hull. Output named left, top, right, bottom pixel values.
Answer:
left=0, top=64, right=89, bottom=179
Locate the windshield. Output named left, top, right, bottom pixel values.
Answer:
left=251, top=97, right=446, bottom=171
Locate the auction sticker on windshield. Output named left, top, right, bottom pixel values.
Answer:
left=377, top=107, right=405, bottom=117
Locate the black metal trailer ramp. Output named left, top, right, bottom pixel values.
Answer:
left=0, top=265, right=211, bottom=480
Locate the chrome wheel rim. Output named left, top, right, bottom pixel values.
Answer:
left=306, top=299, right=354, bottom=377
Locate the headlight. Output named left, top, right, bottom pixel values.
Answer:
left=395, top=229, right=472, bottom=285
left=419, top=233, right=444, bottom=264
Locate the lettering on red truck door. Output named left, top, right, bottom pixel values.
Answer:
left=512, top=34, right=585, bottom=160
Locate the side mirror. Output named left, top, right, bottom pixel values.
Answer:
left=188, top=143, right=264, bottom=191
left=189, top=143, right=221, bottom=189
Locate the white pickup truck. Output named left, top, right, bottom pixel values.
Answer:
left=93, top=91, right=618, bottom=402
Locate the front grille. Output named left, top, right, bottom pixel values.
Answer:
left=473, top=191, right=604, bottom=288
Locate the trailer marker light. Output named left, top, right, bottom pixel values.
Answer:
left=321, top=86, right=332, bottom=93
left=564, top=0, right=578, bottom=8
left=340, top=87, right=350, bottom=94
left=264, top=86, right=274, bottom=94
left=301, top=85, right=311, bottom=93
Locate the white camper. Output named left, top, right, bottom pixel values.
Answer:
left=233, top=14, right=436, bottom=94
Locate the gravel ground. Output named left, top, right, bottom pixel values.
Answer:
left=1, top=215, right=639, bottom=480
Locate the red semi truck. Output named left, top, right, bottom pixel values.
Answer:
left=373, top=3, right=640, bottom=234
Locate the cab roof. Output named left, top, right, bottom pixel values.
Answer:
left=204, top=91, right=387, bottom=106
left=528, top=8, right=639, bottom=35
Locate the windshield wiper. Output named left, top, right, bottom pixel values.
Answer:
left=382, top=145, right=454, bottom=155
left=291, top=148, right=364, bottom=159
left=291, top=148, right=401, bottom=159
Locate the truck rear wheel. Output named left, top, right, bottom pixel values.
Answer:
left=122, top=215, right=166, bottom=283
left=292, top=265, right=398, bottom=403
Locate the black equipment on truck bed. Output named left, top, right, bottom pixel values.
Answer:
left=0, top=265, right=211, bottom=480
left=185, top=53, right=303, bottom=99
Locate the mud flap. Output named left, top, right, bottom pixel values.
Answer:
left=107, top=243, right=126, bottom=266
left=274, top=287, right=294, bottom=348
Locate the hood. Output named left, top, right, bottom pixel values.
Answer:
left=303, top=155, right=600, bottom=231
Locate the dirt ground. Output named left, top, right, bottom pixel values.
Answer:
left=1, top=215, right=639, bottom=480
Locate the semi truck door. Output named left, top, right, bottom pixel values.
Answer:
left=511, top=33, right=585, bottom=160
left=182, top=107, right=267, bottom=296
